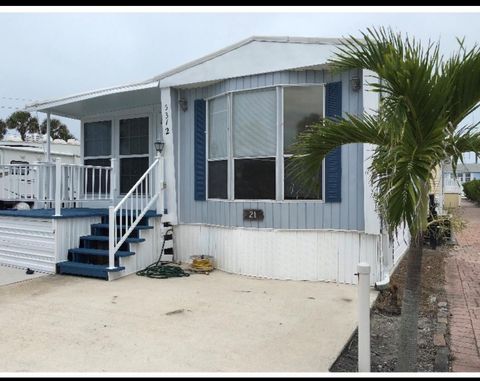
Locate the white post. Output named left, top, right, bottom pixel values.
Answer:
left=108, top=206, right=115, bottom=269
left=156, top=153, right=164, bottom=215
left=54, top=158, right=62, bottom=216
left=110, top=158, right=117, bottom=202
left=46, top=112, right=51, bottom=162
left=357, top=262, right=371, bottom=372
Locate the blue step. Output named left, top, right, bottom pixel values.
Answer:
left=91, top=223, right=154, bottom=231
left=57, top=261, right=125, bottom=280
left=68, top=248, right=135, bottom=258
left=80, top=235, right=146, bottom=244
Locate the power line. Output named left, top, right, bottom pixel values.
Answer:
left=0, top=96, right=33, bottom=102
left=0, top=105, right=21, bottom=110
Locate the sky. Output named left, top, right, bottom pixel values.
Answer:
left=1, top=7, right=480, bottom=139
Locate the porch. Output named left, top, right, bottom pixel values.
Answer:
left=0, top=156, right=166, bottom=280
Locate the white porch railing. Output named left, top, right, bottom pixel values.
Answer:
left=108, top=154, right=164, bottom=269
left=0, top=159, right=115, bottom=213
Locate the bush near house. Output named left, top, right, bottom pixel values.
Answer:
left=463, top=179, right=480, bottom=203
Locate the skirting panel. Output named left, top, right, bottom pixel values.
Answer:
left=0, top=217, right=55, bottom=273
left=174, top=224, right=382, bottom=285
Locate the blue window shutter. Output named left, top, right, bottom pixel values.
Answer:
left=324, top=81, right=342, bottom=203
left=194, top=99, right=206, bottom=201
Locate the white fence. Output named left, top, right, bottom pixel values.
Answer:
left=443, top=177, right=462, bottom=194
left=0, top=159, right=114, bottom=213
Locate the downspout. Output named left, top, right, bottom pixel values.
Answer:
left=46, top=112, right=51, bottom=162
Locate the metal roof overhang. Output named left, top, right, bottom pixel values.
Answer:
left=25, top=81, right=160, bottom=120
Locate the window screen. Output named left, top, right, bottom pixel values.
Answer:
left=208, top=96, right=228, bottom=160
left=235, top=158, right=275, bottom=199
left=284, top=86, right=323, bottom=154
left=233, top=89, right=276, bottom=158
left=84, top=121, right=112, bottom=157
left=120, top=157, right=149, bottom=194
left=208, top=160, right=228, bottom=199
left=120, top=117, right=149, bottom=155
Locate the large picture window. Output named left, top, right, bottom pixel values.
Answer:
left=205, top=85, right=324, bottom=201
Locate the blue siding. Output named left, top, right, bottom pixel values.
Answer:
left=176, top=69, right=364, bottom=230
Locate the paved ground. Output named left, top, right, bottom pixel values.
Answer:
left=445, top=200, right=480, bottom=372
left=0, top=270, right=376, bottom=373
left=0, top=264, right=47, bottom=286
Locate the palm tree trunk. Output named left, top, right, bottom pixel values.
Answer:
left=396, top=232, right=424, bottom=372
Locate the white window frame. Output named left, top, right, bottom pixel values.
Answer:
left=205, top=83, right=326, bottom=203
left=81, top=106, right=156, bottom=198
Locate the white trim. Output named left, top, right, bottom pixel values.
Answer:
left=276, top=86, right=284, bottom=201
left=160, top=87, right=178, bottom=224
left=362, top=69, right=381, bottom=235
left=205, top=82, right=327, bottom=101
left=227, top=93, right=234, bottom=200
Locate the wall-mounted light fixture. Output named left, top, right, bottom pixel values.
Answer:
left=178, top=98, right=188, bottom=112
left=350, top=75, right=361, bottom=92
left=154, top=140, right=165, bottom=154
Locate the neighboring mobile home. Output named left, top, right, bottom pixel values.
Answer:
left=0, top=36, right=409, bottom=284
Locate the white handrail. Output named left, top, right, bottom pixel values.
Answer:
left=108, top=155, right=163, bottom=269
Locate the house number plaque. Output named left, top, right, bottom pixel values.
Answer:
left=243, top=209, right=264, bottom=221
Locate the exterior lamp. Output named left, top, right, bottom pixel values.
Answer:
left=154, top=140, right=165, bottom=154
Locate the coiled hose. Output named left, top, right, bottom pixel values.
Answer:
left=136, top=228, right=190, bottom=279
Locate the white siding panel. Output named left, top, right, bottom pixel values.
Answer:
left=175, top=224, right=382, bottom=285
left=0, top=217, right=55, bottom=273
left=54, top=217, right=101, bottom=263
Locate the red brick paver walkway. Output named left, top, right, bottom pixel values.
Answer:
left=446, top=200, right=480, bottom=372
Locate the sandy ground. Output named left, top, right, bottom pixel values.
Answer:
left=0, top=270, right=377, bottom=373
left=0, top=264, right=47, bottom=286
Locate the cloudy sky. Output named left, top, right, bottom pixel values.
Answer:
left=1, top=7, right=480, bottom=138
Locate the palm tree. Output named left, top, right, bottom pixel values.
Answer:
left=290, top=28, right=480, bottom=371
left=40, top=118, right=75, bottom=141
left=5, top=111, right=39, bottom=141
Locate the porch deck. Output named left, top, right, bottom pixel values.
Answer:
left=0, top=208, right=161, bottom=219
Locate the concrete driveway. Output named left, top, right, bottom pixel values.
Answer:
left=0, top=270, right=376, bottom=372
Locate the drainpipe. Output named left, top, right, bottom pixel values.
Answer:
left=46, top=112, right=51, bottom=162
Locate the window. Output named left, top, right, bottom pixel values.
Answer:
left=205, top=84, right=324, bottom=201
left=284, top=86, right=324, bottom=199
left=119, top=117, right=150, bottom=194
left=83, top=121, right=112, bottom=194
left=84, top=120, right=111, bottom=157
left=208, top=95, right=228, bottom=199
left=120, top=157, right=149, bottom=194
left=232, top=88, right=276, bottom=199
left=84, top=158, right=111, bottom=194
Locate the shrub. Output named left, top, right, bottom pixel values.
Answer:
left=463, top=179, right=480, bottom=203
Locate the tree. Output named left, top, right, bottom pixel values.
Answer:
left=290, top=28, right=480, bottom=371
left=40, top=118, right=75, bottom=141
left=0, top=119, right=6, bottom=140
left=5, top=111, right=39, bottom=141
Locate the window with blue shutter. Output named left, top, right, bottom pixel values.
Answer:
left=194, top=99, right=206, bottom=201
left=324, top=81, right=342, bottom=203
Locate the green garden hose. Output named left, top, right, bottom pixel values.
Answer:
left=136, top=228, right=190, bottom=279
